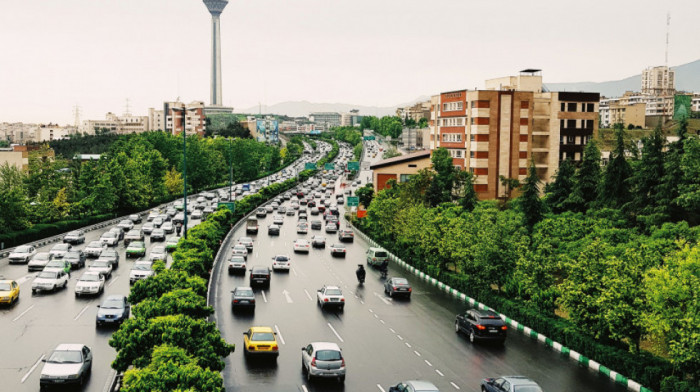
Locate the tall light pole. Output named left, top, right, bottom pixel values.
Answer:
left=171, top=106, right=189, bottom=239
left=228, top=137, right=233, bottom=200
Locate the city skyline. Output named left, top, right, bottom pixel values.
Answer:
left=1, top=0, right=699, bottom=124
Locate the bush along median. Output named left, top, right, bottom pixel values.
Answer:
left=109, top=155, right=324, bottom=392
left=349, top=224, right=663, bottom=392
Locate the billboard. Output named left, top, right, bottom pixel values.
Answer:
left=674, top=95, right=692, bottom=121
left=256, top=119, right=279, bottom=142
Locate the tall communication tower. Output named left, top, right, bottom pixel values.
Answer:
left=665, top=12, right=670, bottom=66
left=124, top=98, right=132, bottom=116
left=73, top=104, right=81, bottom=128
left=203, top=0, right=229, bottom=107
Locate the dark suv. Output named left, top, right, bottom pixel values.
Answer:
left=455, top=309, right=507, bottom=345
left=249, top=266, right=271, bottom=288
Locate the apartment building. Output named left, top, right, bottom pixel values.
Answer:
left=431, top=70, right=599, bottom=200
left=599, top=99, right=646, bottom=128
left=641, top=66, right=675, bottom=96
left=0, top=145, right=29, bottom=170
left=309, top=112, right=341, bottom=128
left=161, top=101, right=206, bottom=136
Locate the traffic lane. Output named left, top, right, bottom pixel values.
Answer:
left=316, top=217, right=628, bottom=392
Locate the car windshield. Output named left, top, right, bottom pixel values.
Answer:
left=133, top=264, right=152, bottom=271
left=129, top=242, right=144, bottom=248
left=251, top=332, right=275, bottom=341
left=315, top=350, right=342, bottom=361
left=102, top=250, right=117, bottom=256
left=79, top=274, right=100, bottom=282
left=325, top=289, right=342, bottom=295
left=275, top=256, right=289, bottom=261
left=120, top=220, right=131, bottom=225
left=152, top=246, right=165, bottom=253
left=38, top=271, right=58, bottom=279
left=91, top=261, right=110, bottom=268
left=375, top=251, right=388, bottom=257
left=46, top=260, right=64, bottom=267
left=34, top=253, right=50, bottom=260
left=252, top=268, right=268, bottom=274
left=53, top=244, right=69, bottom=251
left=47, top=350, right=82, bottom=364
left=16, top=246, right=32, bottom=253
left=101, top=299, right=124, bottom=309
left=236, top=289, right=254, bottom=297
left=514, top=387, right=543, bottom=392
left=103, top=232, right=116, bottom=238
left=65, top=252, right=80, bottom=259
left=87, top=241, right=101, bottom=248
left=0, top=283, right=12, bottom=290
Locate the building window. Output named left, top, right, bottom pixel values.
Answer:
left=442, top=133, right=462, bottom=142
left=567, top=102, right=577, bottom=112
left=449, top=149, right=464, bottom=158
left=587, top=103, right=595, bottom=112
left=442, top=102, right=463, bottom=112
left=408, top=164, right=417, bottom=168
left=567, top=119, right=576, bottom=128
left=399, top=174, right=413, bottom=182
left=560, top=119, right=565, bottom=129
left=561, top=103, right=566, bottom=112
left=521, top=101, right=529, bottom=109
left=470, top=134, right=475, bottom=141
left=470, top=151, right=474, bottom=158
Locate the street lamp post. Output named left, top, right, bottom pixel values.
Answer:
left=172, top=106, right=189, bottom=239
left=228, top=137, right=233, bottom=200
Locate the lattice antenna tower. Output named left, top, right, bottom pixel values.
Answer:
left=665, top=12, right=670, bottom=66
left=73, top=104, right=81, bottom=128
left=124, top=98, right=132, bottom=116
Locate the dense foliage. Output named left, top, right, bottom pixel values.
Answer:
left=356, top=134, right=700, bottom=390
left=0, top=132, right=304, bottom=244
left=359, top=115, right=403, bottom=139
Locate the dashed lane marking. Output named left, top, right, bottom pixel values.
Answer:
left=21, top=355, right=44, bottom=383
left=424, top=359, right=432, bottom=367
left=74, top=304, right=90, bottom=320
left=389, top=328, right=396, bottom=333
left=261, top=291, right=267, bottom=303
left=12, top=304, right=34, bottom=322
left=108, top=275, right=119, bottom=287
left=374, top=292, right=391, bottom=305
left=451, top=382, right=461, bottom=389
left=397, top=335, right=403, bottom=341
left=377, top=385, right=386, bottom=392
left=17, top=274, right=34, bottom=285
left=405, top=342, right=411, bottom=348
left=414, top=350, right=421, bottom=357
left=380, top=319, right=385, bottom=324
left=304, top=289, right=313, bottom=301
left=327, top=322, right=344, bottom=342
left=274, top=324, right=286, bottom=345
left=301, top=385, right=309, bottom=392
left=436, top=369, right=444, bottom=376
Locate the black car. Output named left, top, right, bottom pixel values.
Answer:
left=338, top=229, right=354, bottom=242
left=384, top=277, right=412, bottom=299
left=268, top=224, right=280, bottom=236
left=100, top=249, right=120, bottom=269
left=63, top=250, right=86, bottom=270
left=455, top=309, right=507, bottom=345
left=249, top=266, right=271, bottom=288
left=231, top=286, right=256, bottom=311
left=311, top=220, right=323, bottom=230
left=96, top=295, right=130, bottom=327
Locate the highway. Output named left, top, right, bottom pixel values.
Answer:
left=211, top=142, right=628, bottom=392
left=0, top=146, right=320, bottom=392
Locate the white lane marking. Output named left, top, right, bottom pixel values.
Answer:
left=377, top=385, right=386, bottom=392
left=374, top=292, right=391, bottom=305
left=368, top=308, right=374, bottom=313
left=261, top=291, right=267, bottom=303
left=414, top=350, right=421, bottom=357
left=397, top=335, right=404, bottom=341
left=304, top=289, right=313, bottom=301
left=274, top=324, right=286, bottom=345
left=301, top=385, right=309, bottom=392
left=360, top=300, right=365, bottom=304
left=389, top=328, right=396, bottom=333
left=74, top=305, right=90, bottom=320
left=108, top=275, right=119, bottom=287
left=292, top=267, right=298, bottom=276
left=13, top=304, right=35, bottom=322
left=451, top=382, right=461, bottom=389
left=282, top=289, right=293, bottom=303
left=380, top=319, right=385, bottom=324
left=373, top=314, right=378, bottom=319
left=424, top=359, right=433, bottom=367
left=436, top=369, right=444, bottom=376
left=17, top=274, right=34, bottom=285
left=21, top=355, right=44, bottom=383
left=256, top=251, right=259, bottom=258
left=405, top=342, right=411, bottom=348
left=327, top=322, right=344, bottom=342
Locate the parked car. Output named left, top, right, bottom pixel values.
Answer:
left=384, top=277, right=412, bottom=299
left=84, top=241, right=107, bottom=258
left=129, top=261, right=155, bottom=284
left=481, top=376, right=543, bottom=392
left=126, top=241, right=147, bottom=258
left=96, top=295, right=130, bottom=327
left=366, top=247, right=389, bottom=267
left=311, top=235, right=326, bottom=248
left=49, top=243, right=72, bottom=259
left=64, top=250, right=86, bottom=270
left=228, top=256, right=247, bottom=275
left=88, top=259, right=113, bottom=280
left=74, top=271, right=105, bottom=297
left=243, top=326, right=279, bottom=359
left=293, top=239, right=311, bottom=253
left=338, top=229, right=354, bottom=242
left=249, top=266, right=271, bottom=288
left=27, top=252, right=54, bottom=272
left=455, top=309, right=508, bottom=345
left=388, top=380, right=440, bottom=392
left=39, top=344, right=92, bottom=389
left=31, top=270, right=69, bottom=294
left=328, top=243, right=346, bottom=257
left=231, top=286, right=256, bottom=311
left=301, top=342, right=345, bottom=383
left=271, top=254, right=291, bottom=271
left=63, top=230, right=86, bottom=245
left=8, top=245, right=36, bottom=264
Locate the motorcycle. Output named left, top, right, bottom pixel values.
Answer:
left=356, top=265, right=366, bottom=284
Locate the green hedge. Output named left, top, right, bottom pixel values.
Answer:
left=0, top=213, right=116, bottom=249
left=357, top=222, right=676, bottom=392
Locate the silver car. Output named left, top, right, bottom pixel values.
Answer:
left=40, top=344, right=92, bottom=388
left=88, top=260, right=113, bottom=279
left=84, top=241, right=107, bottom=258
left=74, top=271, right=105, bottom=297
left=301, top=342, right=346, bottom=383
left=28, top=252, right=54, bottom=272
left=49, top=243, right=72, bottom=259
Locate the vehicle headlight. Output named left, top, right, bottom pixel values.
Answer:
left=67, top=373, right=81, bottom=379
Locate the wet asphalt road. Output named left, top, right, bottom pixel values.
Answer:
left=212, top=142, right=628, bottom=392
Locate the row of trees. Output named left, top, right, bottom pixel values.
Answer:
left=326, top=127, right=363, bottom=161
left=359, top=115, right=404, bottom=139
left=355, top=123, right=700, bottom=390
left=0, top=132, right=303, bottom=236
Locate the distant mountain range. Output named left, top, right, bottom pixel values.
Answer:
left=546, top=59, right=700, bottom=97
left=238, top=60, right=700, bottom=117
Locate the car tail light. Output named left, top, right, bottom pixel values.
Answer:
left=341, top=298, right=345, bottom=302
left=272, top=345, right=279, bottom=351
left=501, top=326, right=508, bottom=330
left=341, top=358, right=345, bottom=367
left=249, top=346, right=255, bottom=351
left=250, top=299, right=255, bottom=303
left=311, top=358, right=316, bottom=367
left=233, top=300, right=239, bottom=303
left=408, top=288, right=412, bottom=292
left=392, top=286, right=397, bottom=290
left=266, top=275, right=270, bottom=279
left=324, top=298, right=329, bottom=302
left=476, top=324, right=486, bottom=330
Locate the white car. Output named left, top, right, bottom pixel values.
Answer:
left=228, top=256, right=247, bottom=275
left=232, top=244, right=248, bottom=260
left=49, top=243, right=72, bottom=259
left=129, top=261, right=154, bottom=284
left=297, top=222, right=309, bottom=234
left=27, top=252, right=54, bottom=272
left=272, top=215, right=284, bottom=225
left=100, top=231, right=119, bottom=247
left=117, top=219, right=134, bottom=231
left=237, top=237, right=254, bottom=252
left=8, top=245, right=37, bottom=264
left=191, top=210, right=203, bottom=220
left=31, top=270, right=69, bottom=294
left=84, top=241, right=107, bottom=258
left=293, top=239, right=310, bottom=253
left=317, top=285, right=346, bottom=310
left=74, top=271, right=105, bottom=297
left=88, top=260, right=113, bottom=279
left=271, top=255, right=291, bottom=271
left=148, top=245, right=168, bottom=262
left=162, top=221, right=174, bottom=234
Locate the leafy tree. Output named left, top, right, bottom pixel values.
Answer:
left=454, top=169, right=478, bottom=211
left=109, top=314, right=235, bottom=372
left=355, top=183, right=375, bottom=208
left=128, top=270, right=207, bottom=305
left=499, top=176, right=520, bottom=201
left=654, top=118, right=688, bottom=223
left=626, top=124, right=665, bottom=226
left=120, top=345, right=224, bottom=392
left=599, top=124, right=632, bottom=209
left=426, top=148, right=456, bottom=206
left=0, top=163, right=30, bottom=233
left=164, top=167, right=184, bottom=196
left=382, top=147, right=401, bottom=159
left=132, top=289, right=213, bottom=320
left=545, top=159, right=575, bottom=213
left=675, top=136, right=700, bottom=225
left=418, top=118, right=428, bottom=128
left=565, top=141, right=601, bottom=213
left=519, top=159, right=543, bottom=230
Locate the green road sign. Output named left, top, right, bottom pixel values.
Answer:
left=363, top=136, right=375, bottom=141
left=347, top=196, right=359, bottom=207
left=217, top=202, right=235, bottom=212
left=305, top=162, right=317, bottom=170
left=347, top=161, right=360, bottom=171
left=324, top=163, right=335, bottom=170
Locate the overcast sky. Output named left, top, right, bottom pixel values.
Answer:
left=1, top=0, right=699, bottom=124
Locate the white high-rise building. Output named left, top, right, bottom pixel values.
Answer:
left=641, top=66, right=675, bottom=96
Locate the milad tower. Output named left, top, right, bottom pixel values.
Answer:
left=203, top=0, right=232, bottom=112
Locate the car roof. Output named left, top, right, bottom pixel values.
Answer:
left=405, top=380, right=440, bottom=390
left=249, top=326, right=274, bottom=333
left=105, top=294, right=126, bottom=301
left=323, top=285, right=341, bottom=290
left=309, top=341, right=341, bottom=351
left=472, top=309, right=501, bottom=318
left=503, top=376, right=540, bottom=386
left=54, top=343, right=86, bottom=351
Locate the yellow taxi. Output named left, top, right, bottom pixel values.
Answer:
left=0, top=278, right=20, bottom=306
left=243, top=326, right=279, bottom=360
